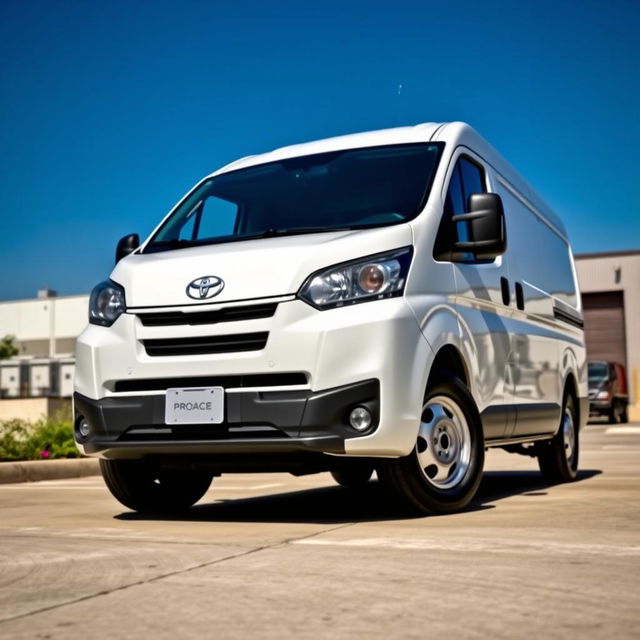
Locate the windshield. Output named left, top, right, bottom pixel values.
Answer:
left=145, top=143, right=443, bottom=251
left=588, top=362, right=608, bottom=381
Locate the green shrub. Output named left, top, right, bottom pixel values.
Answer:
left=0, top=409, right=80, bottom=460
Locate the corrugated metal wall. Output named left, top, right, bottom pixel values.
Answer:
left=582, top=291, right=627, bottom=367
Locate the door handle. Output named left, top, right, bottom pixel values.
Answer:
left=500, top=277, right=510, bottom=306
left=515, top=282, right=525, bottom=310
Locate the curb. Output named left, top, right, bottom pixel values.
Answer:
left=0, top=458, right=100, bottom=484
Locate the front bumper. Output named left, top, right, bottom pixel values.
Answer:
left=588, top=399, right=611, bottom=414
left=75, top=297, right=433, bottom=457
left=75, top=379, right=380, bottom=459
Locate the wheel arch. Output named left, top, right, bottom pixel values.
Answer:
left=562, top=370, right=580, bottom=433
left=427, top=344, right=470, bottom=389
left=413, top=303, right=473, bottom=398
left=563, top=371, right=578, bottom=401
left=560, top=345, right=586, bottom=431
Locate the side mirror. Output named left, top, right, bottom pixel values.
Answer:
left=453, top=193, right=506, bottom=260
left=115, top=233, right=140, bottom=264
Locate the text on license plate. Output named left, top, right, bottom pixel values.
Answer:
left=165, top=387, right=224, bottom=425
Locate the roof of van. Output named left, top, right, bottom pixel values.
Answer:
left=214, top=123, right=444, bottom=174
left=212, top=122, right=567, bottom=239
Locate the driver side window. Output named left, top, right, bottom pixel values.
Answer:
left=435, top=155, right=487, bottom=262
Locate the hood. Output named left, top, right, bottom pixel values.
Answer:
left=112, top=225, right=413, bottom=308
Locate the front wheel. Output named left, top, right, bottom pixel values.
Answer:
left=378, top=378, right=484, bottom=514
left=537, top=393, right=579, bottom=482
left=100, top=459, right=213, bottom=514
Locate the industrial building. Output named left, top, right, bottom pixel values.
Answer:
left=0, top=249, right=637, bottom=419
left=575, top=249, right=639, bottom=421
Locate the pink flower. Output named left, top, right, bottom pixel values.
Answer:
left=39, top=450, right=50, bottom=459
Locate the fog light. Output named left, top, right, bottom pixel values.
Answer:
left=349, top=406, right=372, bottom=432
left=78, top=417, right=91, bottom=438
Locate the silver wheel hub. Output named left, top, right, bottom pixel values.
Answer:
left=416, top=395, right=471, bottom=490
left=563, top=408, right=575, bottom=465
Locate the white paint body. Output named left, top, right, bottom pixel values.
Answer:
left=75, top=122, right=586, bottom=457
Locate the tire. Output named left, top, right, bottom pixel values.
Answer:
left=100, top=459, right=213, bottom=514
left=620, top=403, right=629, bottom=424
left=537, top=393, right=579, bottom=483
left=330, top=463, right=374, bottom=489
left=377, top=378, right=484, bottom=514
left=607, top=402, right=617, bottom=424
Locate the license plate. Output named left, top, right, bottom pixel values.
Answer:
left=165, top=387, right=224, bottom=425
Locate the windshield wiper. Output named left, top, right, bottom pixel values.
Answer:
left=144, top=226, right=355, bottom=253
left=147, top=239, right=200, bottom=248
left=257, top=226, right=354, bottom=237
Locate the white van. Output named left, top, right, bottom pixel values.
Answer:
left=74, top=122, right=587, bottom=514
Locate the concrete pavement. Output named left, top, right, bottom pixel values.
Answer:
left=0, top=422, right=639, bottom=639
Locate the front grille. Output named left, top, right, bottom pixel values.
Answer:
left=136, top=302, right=278, bottom=327
left=118, top=425, right=287, bottom=442
left=113, top=372, right=308, bottom=392
left=142, top=332, right=268, bottom=357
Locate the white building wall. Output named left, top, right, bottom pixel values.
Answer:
left=0, top=295, right=88, bottom=355
left=0, top=293, right=88, bottom=398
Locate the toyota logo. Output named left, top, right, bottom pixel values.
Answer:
left=186, top=276, right=225, bottom=300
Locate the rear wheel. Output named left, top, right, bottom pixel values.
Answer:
left=378, top=378, right=484, bottom=514
left=100, top=459, right=213, bottom=514
left=330, top=463, right=374, bottom=489
left=537, top=393, right=579, bottom=482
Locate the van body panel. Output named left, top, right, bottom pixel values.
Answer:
left=491, top=168, right=582, bottom=437
left=432, top=145, right=515, bottom=438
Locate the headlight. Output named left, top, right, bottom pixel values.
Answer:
left=298, top=247, right=413, bottom=309
left=89, top=280, right=126, bottom=326
left=596, top=390, right=610, bottom=400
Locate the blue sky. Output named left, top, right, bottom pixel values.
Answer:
left=1, top=0, right=638, bottom=300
